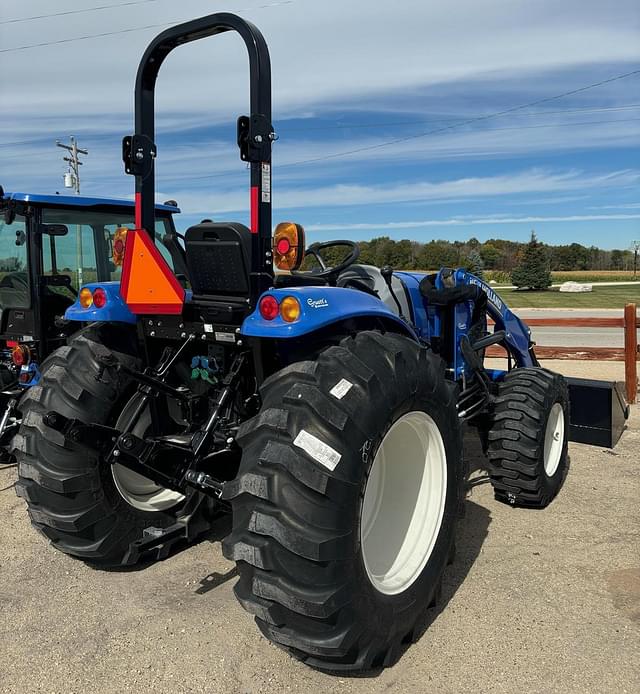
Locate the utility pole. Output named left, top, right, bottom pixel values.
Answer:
left=56, top=137, right=88, bottom=285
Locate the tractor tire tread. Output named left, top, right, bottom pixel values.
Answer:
left=487, top=367, right=569, bottom=507
left=222, top=330, right=462, bottom=672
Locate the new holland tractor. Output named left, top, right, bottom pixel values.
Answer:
left=15, top=14, right=572, bottom=672
left=0, top=188, right=181, bottom=451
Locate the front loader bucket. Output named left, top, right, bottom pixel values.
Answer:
left=566, top=377, right=629, bottom=448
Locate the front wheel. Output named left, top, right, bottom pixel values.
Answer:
left=222, top=331, right=463, bottom=672
left=487, top=367, right=569, bottom=507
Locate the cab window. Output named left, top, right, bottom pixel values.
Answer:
left=0, top=213, right=29, bottom=308
left=41, top=209, right=176, bottom=292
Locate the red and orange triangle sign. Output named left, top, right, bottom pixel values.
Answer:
left=120, top=229, right=185, bottom=314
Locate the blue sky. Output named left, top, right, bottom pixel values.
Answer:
left=1, top=0, right=639, bottom=250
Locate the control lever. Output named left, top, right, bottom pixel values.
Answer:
left=380, top=265, right=405, bottom=319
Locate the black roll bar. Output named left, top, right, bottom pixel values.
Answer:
left=123, top=12, right=274, bottom=299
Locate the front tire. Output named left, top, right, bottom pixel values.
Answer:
left=222, top=331, right=462, bottom=672
left=14, top=325, right=214, bottom=566
left=487, top=367, right=569, bottom=507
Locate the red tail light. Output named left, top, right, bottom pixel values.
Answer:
left=11, top=345, right=30, bottom=367
left=92, top=287, right=107, bottom=309
left=259, top=295, right=279, bottom=320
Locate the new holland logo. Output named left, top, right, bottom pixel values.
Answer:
left=307, top=297, right=329, bottom=309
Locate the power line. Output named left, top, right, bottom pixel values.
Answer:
left=0, top=23, right=167, bottom=53
left=179, top=69, right=640, bottom=180
left=175, top=116, right=640, bottom=182
left=1, top=103, right=639, bottom=150
left=5, top=104, right=640, bottom=151
left=0, top=0, right=165, bottom=25
left=281, top=104, right=640, bottom=133
left=3, top=115, right=639, bottom=162
left=0, top=1, right=294, bottom=53
left=1, top=104, right=637, bottom=150
left=276, top=69, right=640, bottom=168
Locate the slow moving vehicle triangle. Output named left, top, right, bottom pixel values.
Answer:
left=120, top=228, right=184, bottom=314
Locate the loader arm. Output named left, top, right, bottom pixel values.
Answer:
left=454, top=269, right=537, bottom=368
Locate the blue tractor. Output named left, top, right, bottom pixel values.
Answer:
left=15, top=13, right=572, bottom=672
left=0, top=188, right=181, bottom=448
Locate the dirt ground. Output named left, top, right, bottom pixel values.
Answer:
left=0, top=362, right=638, bottom=694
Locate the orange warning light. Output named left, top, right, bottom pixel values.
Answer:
left=120, top=229, right=184, bottom=314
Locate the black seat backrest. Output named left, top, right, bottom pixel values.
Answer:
left=185, top=222, right=252, bottom=297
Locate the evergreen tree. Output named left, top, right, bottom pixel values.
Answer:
left=465, top=249, right=484, bottom=278
left=510, top=231, right=551, bottom=289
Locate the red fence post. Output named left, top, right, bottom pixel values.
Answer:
left=624, top=303, right=638, bottom=404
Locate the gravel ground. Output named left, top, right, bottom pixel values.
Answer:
left=0, top=365, right=638, bottom=694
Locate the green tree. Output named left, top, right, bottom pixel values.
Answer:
left=610, top=249, right=624, bottom=270
left=465, top=249, right=484, bottom=278
left=417, top=240, right=459, bottom=270
left=510, top=231, right=551, bottom=290
left=479, top=243, right=502, bottom=269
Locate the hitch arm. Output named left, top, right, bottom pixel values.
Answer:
left=43, top=412, right=190, bottom=496
left=44, top=412, right=119, bottom=453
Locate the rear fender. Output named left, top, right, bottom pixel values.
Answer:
left=64, top=281, right=136, bottom=324
left=241, top=286, right=417, bottom=340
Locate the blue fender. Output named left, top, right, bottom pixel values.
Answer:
left=64, top=281, right=136, bottom=324
left=241, top=286, right=417, bottom=340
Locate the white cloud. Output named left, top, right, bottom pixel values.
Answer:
left=588, top=202, right=640, bottom=209
left=305, top=213, right=640, bottom=232
left=1, top=0, right=638, bottom=124
left=166, top=168, right=640, bottom=214
left=2, top=0, right=638, bottom=252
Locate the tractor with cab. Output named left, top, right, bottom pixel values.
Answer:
left=14, top=12, right=617, bottom=673
left=0, top=188, right=181, bottom=449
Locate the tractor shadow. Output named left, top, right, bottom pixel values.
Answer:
left=336, top=498, right=492, bottom=679
left=195, top=565, right=238, bottom=594
left=100, top=511, right=233, bottom=574
left=411, top=430, right=493, bottom=648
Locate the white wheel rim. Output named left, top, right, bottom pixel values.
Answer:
left=111, top=399, right=185, bottom=513
left=360, top=411, right=447, bottom=596
left=543, top=402, right=565, bottom=477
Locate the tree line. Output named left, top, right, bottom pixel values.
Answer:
left=339, top=235, right=634, bottom=274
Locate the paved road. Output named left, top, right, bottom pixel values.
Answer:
left=508, top=308, right=633, bottom=348
left=530, top=326, right=624, bottom=348
left=494, top=281, right=640, bottom=289
left=1, top=393, right=637, bottom=694
left=515, top=309, right=629, bottom=318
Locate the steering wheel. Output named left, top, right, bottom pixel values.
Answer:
left=43, top=273, right=78, bottom=297
left=301, top=240, right=360, bottom=280
left=0, top=271, right=29, bottom=290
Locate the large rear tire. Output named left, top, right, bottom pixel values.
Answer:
left=14, top=325, right=214, bottom=566
left=222, top=331, right=463, bottom=672
left=487, top=367, right=569, bottom=507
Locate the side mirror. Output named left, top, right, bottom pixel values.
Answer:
left=15, top=229, right=26, bottom=246
left=41, top=224, right=69, bottom=236
left=273, top=222, right=305, bottom=271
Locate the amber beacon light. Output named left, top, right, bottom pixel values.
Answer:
left=273, top=222, right=305, bottom=271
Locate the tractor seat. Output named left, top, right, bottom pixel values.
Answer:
left=184, top=222, right=252, bottom=298
left=337, top=265, right=412, bottom=318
